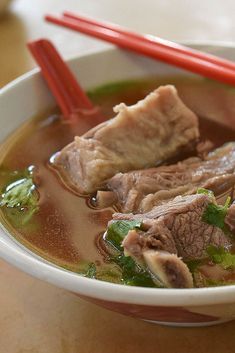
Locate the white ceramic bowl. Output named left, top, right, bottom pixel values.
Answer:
left=1, top=44, right=235, bottom=327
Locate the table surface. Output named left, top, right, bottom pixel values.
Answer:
left=1, top=0, right=235, bottom=352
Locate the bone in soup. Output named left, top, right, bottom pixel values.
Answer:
left=1, top=76, right=235, bottom=288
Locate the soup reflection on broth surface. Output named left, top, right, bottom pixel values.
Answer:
left=1, top=76, right=235, bottom=288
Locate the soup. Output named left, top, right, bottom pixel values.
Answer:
left=1, top=76, right=235, bottom=288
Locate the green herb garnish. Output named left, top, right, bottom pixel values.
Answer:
left=198, top=188, right=231, bottom=233
left=105, top=220, right=160, bottom=287
left=0, top=167, right=39, bottom=224
left=62, top=261, right=122, bottom=283
left=197, top=188, right=215, bottom=198
left=112, top=254, right=158, bottom=287
left=105, top=220, right=142, bottom=250
left=62, top=261, right=97, bottom=278
left=203, top=202, right=228, bottom=229
left=0, top=178, right=37, bottom=208
left=206, top=245, right=235, bottom=269
left=84, top=263, right=97, bottom=278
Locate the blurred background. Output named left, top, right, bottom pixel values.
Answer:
left=1, top=1, right=235, bottom=353
left=1, top=0, right=235, bottom=87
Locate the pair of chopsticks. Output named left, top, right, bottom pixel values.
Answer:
left=45, top=12, right=235, bottom=86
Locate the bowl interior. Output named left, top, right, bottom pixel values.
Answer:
left=1, top=44, right=235, bottom=307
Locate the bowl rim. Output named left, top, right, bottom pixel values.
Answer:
left=1, top=42, right=235, bottom=307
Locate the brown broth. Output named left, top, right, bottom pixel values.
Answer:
left=1, top=76, right=235, bottom=282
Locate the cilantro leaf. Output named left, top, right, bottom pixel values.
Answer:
left=201, top=193, right=231, bottom=233
left=0, top=178, right=37, bottom=208
left=206, top=245, right=235, bottom=269
left=105, top=220, right=142, bottom=250
left=202, top=203, right=228, bottom=229
left=196, top=188, right=231, bottom=233
left=0, top=167, right=39, bottom=224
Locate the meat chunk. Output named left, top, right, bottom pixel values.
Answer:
left=107, top=143, right=235, bottom=213
left=109, top=194, right=231, bottom=288
left=225, top=203, right=235, bottom=231
left=54, top=85, right=199, bottom=194
left=143, top=250, right=193, bottom=288
left=114, top=193, right=231, bottom=260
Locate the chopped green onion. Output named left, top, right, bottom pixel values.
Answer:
left=105, top=220, right=142, bottom=250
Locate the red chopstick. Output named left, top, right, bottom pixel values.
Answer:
left=28, top=39, right=94, bottom=120
left=63, top=11, right=235, bottom=72
left=45, top=13, right=235, bottom=86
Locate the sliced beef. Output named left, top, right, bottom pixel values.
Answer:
left=54, top=85, right=199, bottom=194
left=114, top=193, right=231, bottom=260
left=225, top=203, right=235, bottom=231
left=109, top=194, right=231, bottom=288
left=106, top=143, right=235, bottom=213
